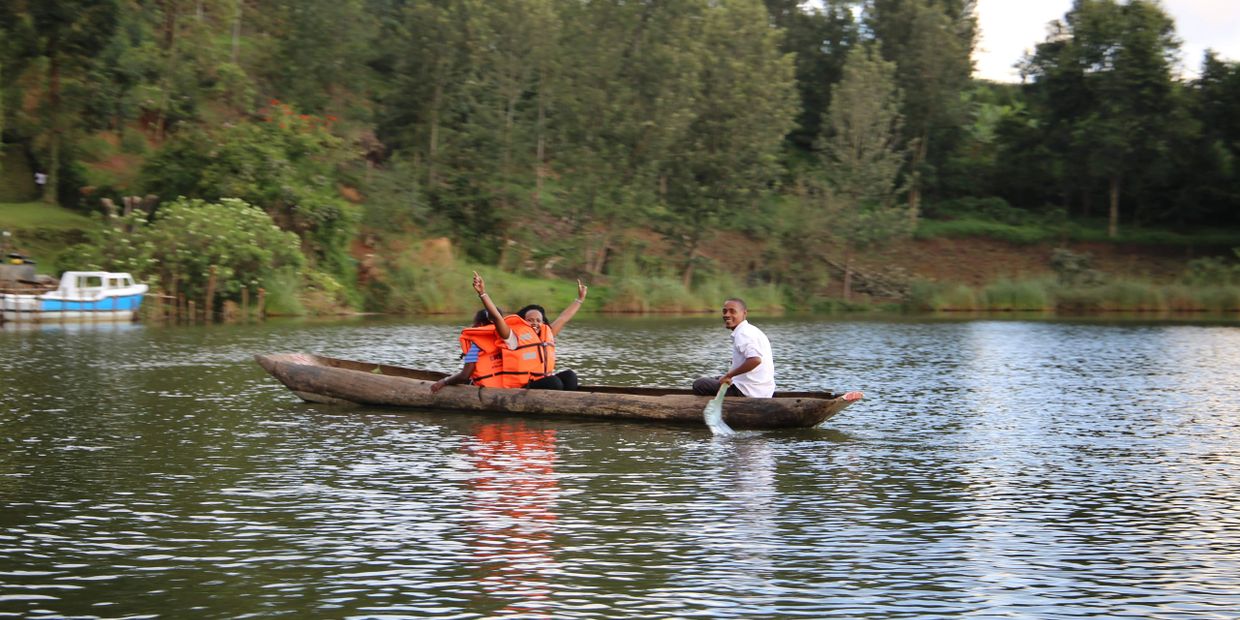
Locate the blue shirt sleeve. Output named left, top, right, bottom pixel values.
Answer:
left=462, top=343, right=481, bottom=363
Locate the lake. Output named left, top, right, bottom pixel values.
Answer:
left=2, top=315, right=1238, bottom=619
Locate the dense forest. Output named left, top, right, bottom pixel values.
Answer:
left=1, top=0, right=1238, bottom=313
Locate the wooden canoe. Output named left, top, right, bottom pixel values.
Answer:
left=255, top=353, right=860, bottom=430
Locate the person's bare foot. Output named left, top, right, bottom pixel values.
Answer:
left=842, top=391, right=864, bottom=402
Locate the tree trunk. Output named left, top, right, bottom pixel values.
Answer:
left=906, top=132, right=928, bottom=224
left=204, top=265, right=217, bottom=321
left=44, top=54, right=62, bottom=204
left=1108, top=174, right=1121, bottom=239
left=842, top=246, right=854, bottom=301
left=428, top=81, right=443, bottom=188
left=44, top=134, right=60, bottom=204
left=0, top=59, right=5, bottom=169
left=231, top=0, right=242, bottom=63
left=680, top=235, right=700, bottom=289
left=534, top=74, right=546, bottom=207
left=154, top=2, right=179, bottom=142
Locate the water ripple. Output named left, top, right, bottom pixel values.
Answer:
left=2, top=317, right=1239, bottom=618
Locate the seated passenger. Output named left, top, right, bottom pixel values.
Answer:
left=430, top=306, right=514, bottom=393
left=473, top=271, right=588, bottom=391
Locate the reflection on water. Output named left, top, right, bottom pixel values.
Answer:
left=1, top=315, right=1238, bottom=618
left=466, top=423, right=560, bottom=615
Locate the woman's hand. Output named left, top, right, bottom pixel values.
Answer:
left=473, top=271, right=486, bottom=296
left=430, top=379, right=447, bottom=394
left=576, top=278, right=588, bottom=302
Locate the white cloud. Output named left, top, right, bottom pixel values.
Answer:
left=973, top=0, right=1240, bottom=83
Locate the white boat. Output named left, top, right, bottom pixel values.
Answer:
left=0, top=271, right=149, bottom=323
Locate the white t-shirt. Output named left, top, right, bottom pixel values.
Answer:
left=730, top=320, right=775, bottom=397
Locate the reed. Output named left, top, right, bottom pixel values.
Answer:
left=980, top=278, right=1053, bottom=311
left=260, top=270, right=306, bottom=316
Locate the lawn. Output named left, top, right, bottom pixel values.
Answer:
left=0, top=202, right=96, bottom=274
left=0, top=201, right=97, bottom=230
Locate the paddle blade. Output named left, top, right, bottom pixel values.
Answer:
left=703, top=384, right=736, bottom=436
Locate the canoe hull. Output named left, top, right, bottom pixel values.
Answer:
left=256, top=353, right=858, bottom=430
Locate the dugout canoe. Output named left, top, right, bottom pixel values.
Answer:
left=256, top=353, right=861, bottom=430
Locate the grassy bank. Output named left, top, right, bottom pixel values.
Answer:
left=0, top=202, right=96, bottom=273
left=907, top=277, right=1240, bottom=313
left=366, top=255, right=787, bottom=317
left=917, top=198, right=1240, bottom=248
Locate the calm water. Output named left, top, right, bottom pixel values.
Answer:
left=1, top=315, right=1238, bottom=619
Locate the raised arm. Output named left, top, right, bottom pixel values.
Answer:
left=473, top=271, right=510, bottom=340
left=550, top=279, right=588, bottom=335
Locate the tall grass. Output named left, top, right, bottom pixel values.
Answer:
left=908, top=276, right=1240, bottom=313
left=905, top=280, right=980, bottom=311
left=261, top=269, right=307, bottom=316
left=367, top=253, right=586, bottom=317
left=601, top=272, right=785, bottom=313
left=980, top=278, right=1052, bottom=311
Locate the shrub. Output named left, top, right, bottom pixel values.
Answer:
left=1050, top=247, right=1104, bottom=286
left=61, top=197, right=306, bottom=308
left=1183, top=251, right=1240, bottom=286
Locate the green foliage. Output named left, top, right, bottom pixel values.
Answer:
left=361, top=156, right=429, bottom=231
left=658, top=0, right=798, bottom=284
left=119, top=129, right=148, bottom=155
left=1183, top=249, right=1240, bottom=286
left=59, top=197, right=305, bottom=306
left=913, top=218, right=1054, bottom=243
left=1049, top=248, right=1104, bottom=287
left=812, top=43, right=913, bottom=269
left=9, top=0, right=1240, bottom=318
left=1023, top=0, right=1183, bottom=236
left=140, top=104, right=359, bottom=285
left=865, top=0, right=976, bottom=209
left=924, top=196, right=1034, bottom=226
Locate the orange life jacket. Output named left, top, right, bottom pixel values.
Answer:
left=499, top=314, right=556, bottom=388
left=459, top=325, right=506, bottom=388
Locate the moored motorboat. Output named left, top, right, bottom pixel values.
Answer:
left=0, top=271, right=149, bottom=323
left=256, top=352, right=861, bottom=429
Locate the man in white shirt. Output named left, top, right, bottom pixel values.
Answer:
left=692, top=298, right=776, bottom=398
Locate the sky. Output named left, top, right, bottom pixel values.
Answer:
left=974, top=0, right=1240, bottom=82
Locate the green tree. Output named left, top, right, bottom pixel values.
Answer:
left=764, top=0, right=861, bottom=155
left=1183, top=51, right=1240, bottom=226
left=259, top=0, right=376, bottom=113
left=662, top=0, right=798, bottom=286
left=1023, top=0, right=1181, bottom=237
left=13, top=0, right=119, bottom=204
left=141, top=105, right=358, bottom=281
left=865, top=0, right=976, bottom=218
left=815, top=44, right=912, bottom=299
left=551, top=0, right=705, bottom=274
